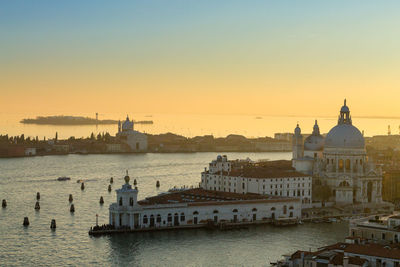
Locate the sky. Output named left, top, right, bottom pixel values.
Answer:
left=1, top=0, right=400, bottom=117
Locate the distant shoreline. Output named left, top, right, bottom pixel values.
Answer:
left=20, top=116, right=153, bottom=126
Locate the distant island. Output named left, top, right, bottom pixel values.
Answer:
left=20, top=116, right=153, bottom=125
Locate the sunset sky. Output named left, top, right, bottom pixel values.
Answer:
left=1, top=1, right=400, bottom=117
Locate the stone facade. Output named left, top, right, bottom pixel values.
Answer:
left=116, top=116, right=147, bottom=152
left=292, top=100, right=383, bottom=206
left=109, top=172, right=301, bottom=230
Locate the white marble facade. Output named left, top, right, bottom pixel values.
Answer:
left=292, top=100, right=382, bottom=205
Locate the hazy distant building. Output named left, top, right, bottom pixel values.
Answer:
left=116, top=116, right=147, bottom=152
left=292, top=100, right=384, bottom=206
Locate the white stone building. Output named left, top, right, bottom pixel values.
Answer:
left=201, top=155, right=312, bottom=204
left=109, top=172, right=301, bottom=230
left=292, top=100, right=383, bottom=206
left=116, top=116, right=147, bottom=152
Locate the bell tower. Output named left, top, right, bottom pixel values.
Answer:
left=292, top=124, right=303, bottom=166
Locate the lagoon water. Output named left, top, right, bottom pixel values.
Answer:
left=0, top=152, right=348, bottom=266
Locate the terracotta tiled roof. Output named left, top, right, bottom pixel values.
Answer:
left=138, top=188, right=299, bottom=206
left=345, top=243, right=400, bottom=260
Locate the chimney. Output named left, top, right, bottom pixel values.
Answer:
left=343, top=256, right=349, bottom=267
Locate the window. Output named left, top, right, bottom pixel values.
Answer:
left=382, top=233, right=386, bottom=240
left=157, top=214, right=161, bottom=223
left=143, top=215, right=148, bottom=224
left=283, top=205, right=287, bottom=214
left=242, top=183, right=245, bottom=189
left=167, top=213, right=172, bottom=222
left=119, top=197, right=123, bottom=206
left=180, top=212, right=185, bottom=222
left=129, top=197, right=134, bottom=206
left=193, top=211, right=199, bottom=215
left=345, top=159, right=350, bottom=170
left=339, top=159, right=344, bottom=170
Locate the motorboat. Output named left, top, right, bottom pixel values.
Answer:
left=57, top=176, right=71, bottom=181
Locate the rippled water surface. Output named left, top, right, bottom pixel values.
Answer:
left=0, top=152, right=348, bottom=266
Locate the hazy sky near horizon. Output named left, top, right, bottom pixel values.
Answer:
left=1, top=1, right=400, bottom=117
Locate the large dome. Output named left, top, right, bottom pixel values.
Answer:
left=324, top=124, right=364, bottom=149
left=324, top=99, right=365, bottom=149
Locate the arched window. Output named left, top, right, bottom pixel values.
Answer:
left=180, top=212, right=185, bottom=222
left=271, top=207, right=276, bottom=211
left=339, top=181, right=350, bottom=187
left=339, top=159, right=344, bottom=171
left=129, top=197, right=134, bottom=206
left=193, top=211, right=199, bottom=215
left=252, top=208, right=257, bottom=212
left=157, top=214, right=161, bottom=223
left=119, top=197, right=123, bottom=206
left=167, top=213, right=172, bottom=222
left=143, top=215, right=148, bottom=224
left=232, top=209, right=238, bottom=212
left=345, top=159, right=351, bottom=170
left=213, top=210, right=219, bottom=214
left=289, top=206, right=294, bottom=210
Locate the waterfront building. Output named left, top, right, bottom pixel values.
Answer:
left=116, top=116, right=147, bottom=152
left=200, top=155, right=312, bottom=204
left=292, top=100, right=384, bottom=206
left=278, top=237, right=400, bottom=267
left=349, top=214, right=400, bottom=244
left=24, top=147, right=36, bottom=156
left=105, top=143, right=123, bottom=153
left=108, top=172, right=301, bottom=230
left=383, top=170, right=400, bottom=204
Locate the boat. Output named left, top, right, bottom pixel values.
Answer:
left=76, top=179, right=84, bottom=183
left=57, top=176, right=71, bottom=181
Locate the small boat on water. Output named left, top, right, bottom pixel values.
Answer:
left=57, top=176, right=71, bottom=181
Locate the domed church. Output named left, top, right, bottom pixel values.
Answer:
left=116, top=116, right=148, bottom=152
left=292, top=100, right=383, bottom=206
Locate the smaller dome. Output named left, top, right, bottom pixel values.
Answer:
left=304, top=135, right=324, bottom=151
left=304, top=120, right=324, bottom=151
left=340, top=105, right=350, bottom=113
left=340, top=99, right=350, bottom=113
left=122, top=115, right=134, bottom=131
